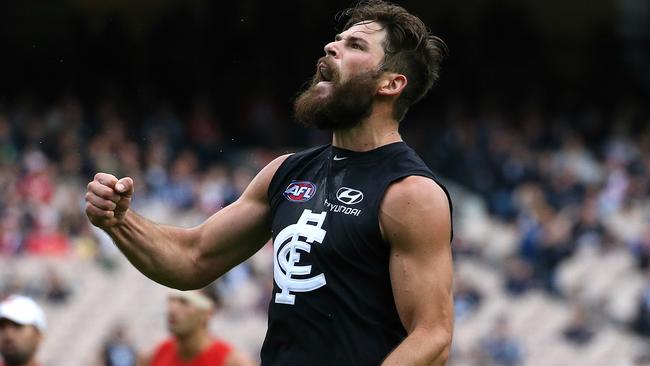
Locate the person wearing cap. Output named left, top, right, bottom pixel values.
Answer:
left=0, top=295, right=46, bottom=366
left=143, top=290, right=254, bottom=366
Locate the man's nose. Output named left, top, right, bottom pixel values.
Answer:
left=324, top=41, right=339, bottom=58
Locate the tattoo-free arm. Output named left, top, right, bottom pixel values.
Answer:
left=379, top=176, right=453, bottom=366
left=89, top=155, right=289, bottom=290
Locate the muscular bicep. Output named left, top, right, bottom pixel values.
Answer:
left=188, top=154, right=290, bottom=286
left=380, top=176, right=453, bottom=335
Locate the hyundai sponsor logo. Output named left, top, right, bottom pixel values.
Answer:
left=336, top=187, right=364, bottom=205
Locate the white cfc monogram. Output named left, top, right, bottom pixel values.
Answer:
left=273, top=209, right=327, bottom=305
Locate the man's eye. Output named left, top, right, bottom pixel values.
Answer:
left=351, top=43, right=362, bottom=50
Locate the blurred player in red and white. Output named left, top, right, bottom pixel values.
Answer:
left=0, top=295, right=46, bottom=366
left=142, top=290, right=254, bottom=366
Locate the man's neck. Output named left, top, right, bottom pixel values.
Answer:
left=176, top=329, right=213, bottom=361
left=331, top=112, right=402, bottom=152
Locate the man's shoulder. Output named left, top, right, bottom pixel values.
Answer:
left=265, top=144, right=330, bottom=191
left=255, top=144, right=329, bottom=186
left=209, top=338, right=233, bottom=353
left=152, top=337, right=176, bottom=355
left=380, top=175, right=452, bottom=243
left=200, top=338, right=234, bottom=363
left=282, top=144, right=330, bottom=164
left=158, top=337, right=176, bottom=347
left=384, top=175, right=448, bottom=204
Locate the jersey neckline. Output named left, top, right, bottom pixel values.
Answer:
left=329, top=141, right=406, bottom=164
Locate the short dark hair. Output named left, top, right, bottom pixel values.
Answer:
left=340, top=0, right=448, bottom=121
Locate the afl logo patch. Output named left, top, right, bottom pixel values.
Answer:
left=284, top=181, right=317, bottom=202
left=336, top=187, right=364, bottom=205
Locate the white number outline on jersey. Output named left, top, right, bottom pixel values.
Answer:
left=273, top=209, right=327, bottom=305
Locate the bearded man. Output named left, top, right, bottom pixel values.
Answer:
left=0, top=295, right=46, bottom=366
left=85, top=1, right=453, bottom=364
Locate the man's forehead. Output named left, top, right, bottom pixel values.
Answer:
left=0, top=317, right=27, bottom=328
left=341, top=21, right=386, bottom=43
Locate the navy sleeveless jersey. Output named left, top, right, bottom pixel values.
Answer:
left=260, top=142, right=452, bottom=365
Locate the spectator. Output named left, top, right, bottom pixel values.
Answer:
left=632, top=270, right=650, bottom=337
left=42, top=267, right=70, bottom=304
left=562, top=302, right=595, bottom=346
left=478, top=316, right=523, bottom=366
left=185, top=97, right=224, bottom=164
left=0, top=295, right=46, bottom=366
left=161, top=150, right=199, bottom=211
left=572, top=198, right=606, bottom=248
left=504, top=257, right=534, bottom=296
left=630, top=227, right=650, bottom=270
left=453, top=274, right=482, bottom=322
left=102, top=324, right=138, bottom=366
left=536, top=210, right=574, bottom=294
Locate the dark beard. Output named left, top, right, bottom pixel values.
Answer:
left=1, top=349, right=34, bottom=365
left=294, top=67, right=382, bottom=131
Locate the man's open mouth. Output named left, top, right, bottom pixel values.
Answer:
left=318, top=63, right=333, bottom=82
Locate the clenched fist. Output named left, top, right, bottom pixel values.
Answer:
left=85, top=173, right=134, bottom=229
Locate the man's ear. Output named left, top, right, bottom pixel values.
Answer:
left=377, top=73, right=407, bottom=97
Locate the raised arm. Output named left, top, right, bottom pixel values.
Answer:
left=85, top=154, right=290, bottom=290
left=379, top=176, right=453, bottom=366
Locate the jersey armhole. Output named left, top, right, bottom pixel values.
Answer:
left=266, top=153, right=297, bottom=213
left=375, top=172, right=454, bottom=246
left=266, top=144, right=331, bottom=214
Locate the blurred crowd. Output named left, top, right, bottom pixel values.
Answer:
left=0, top=96, right=266, bottom=258
left=0, top=95, right=281, bottom=364
left=433, top=97, right=650, bottom=364
left=1, top=92, right=650, bottom=364
left=433, top=99, right=650, bottom=278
